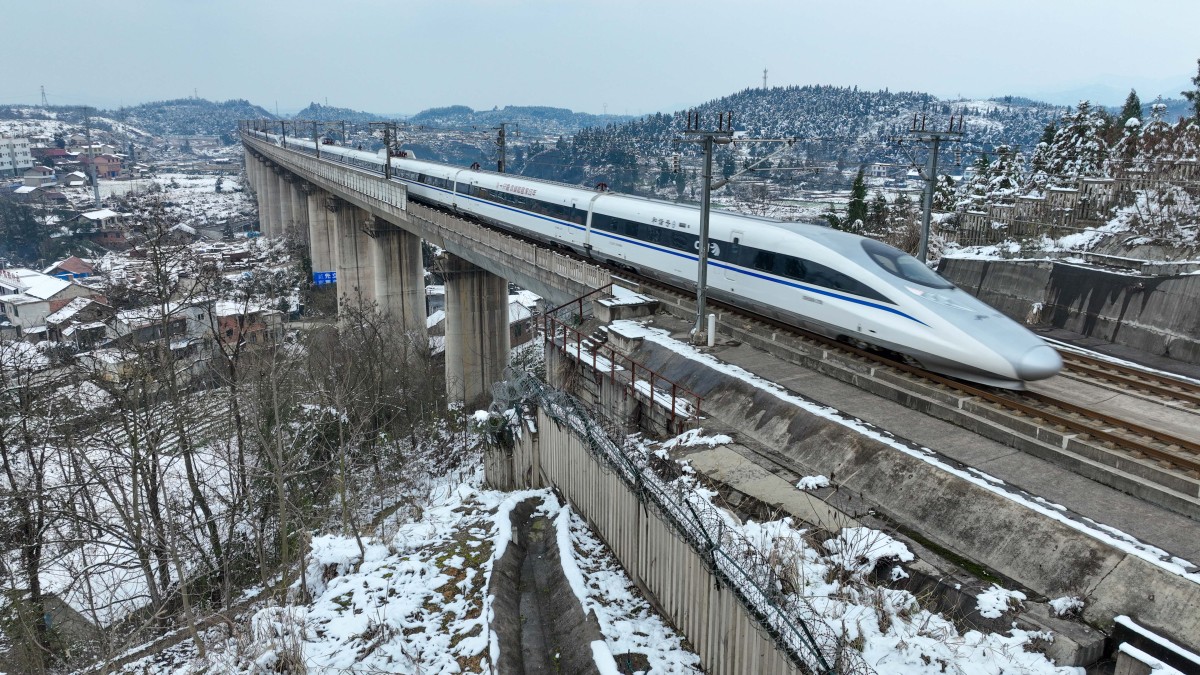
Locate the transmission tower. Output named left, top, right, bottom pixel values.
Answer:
left=40, top=86, right=48, bottom=107
left=762, top=68, right=767, bottom=89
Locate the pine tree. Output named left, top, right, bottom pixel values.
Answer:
left=868, top=191, right=889, bottom=229
left=1037, top=101, right=1110, bottom=188
left=847, top=166, right=868, bottom=227
left=1182, top=58, right=1200, bottom=121
left=1119, top=89, right=1143, bottom=129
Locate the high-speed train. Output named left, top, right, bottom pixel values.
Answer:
left=253, top=131, right=1061, bottom=388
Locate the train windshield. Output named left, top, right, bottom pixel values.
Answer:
left=860, top=239, right=953, bottom=289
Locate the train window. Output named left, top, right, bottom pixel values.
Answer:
left=752, top=251, right=776, bottom=272
left=623, top=220, right=640, bottom=238
left=861, top=239, right=952, bottom=288
left=782, top=257, right=807, bottom=281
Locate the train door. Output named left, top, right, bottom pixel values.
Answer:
left=724, top=230, right=744, bottom=281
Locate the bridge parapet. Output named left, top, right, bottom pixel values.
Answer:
left=244, top=134, right=407, bottom=221
left=242, top=132, right=611, bottom=306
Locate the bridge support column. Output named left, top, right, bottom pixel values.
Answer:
left=305, top=188, right=336, bottom=284
left=243, top=150, right=257, bottom=195
left=371, top=223, right=425, bottom=334
left=279, top=175, right=296, bottom=238
left=443, top=254, right=509, bottom=406
left=292, top=182, right=311, bottom=248
left=333, top=204, right=377, bottom=311
left=261, top=164, right=281, bottom=236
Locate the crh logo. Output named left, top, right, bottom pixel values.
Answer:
left=694, top=241, right=720, bottom=257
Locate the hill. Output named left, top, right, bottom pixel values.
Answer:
left=291, top=102, right=391, bottom=124
left=517, top=85, right=1066, bottom=190
left=407, top=104, right=634, bottom=137
left=110, top=98, right=276, bottom=136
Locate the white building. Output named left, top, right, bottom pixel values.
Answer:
left=0, top=268, right=103, bottom=334
left=0, top=137, right=35, bottom=177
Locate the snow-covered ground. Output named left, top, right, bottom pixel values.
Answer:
left=100, top=419, right=1086, bottom=675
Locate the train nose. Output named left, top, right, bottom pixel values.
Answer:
left=1016, top=344, right=1063, bottom=381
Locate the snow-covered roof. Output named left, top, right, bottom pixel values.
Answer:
left=81, top=208, right=120, bottom=221
left=45, top=297, right=97, bottom=324
left=43, top=255, right=94, bottom=276
left=13, top=186, right=38, bottom=194
left=0, top=267, right=71, bottom=300
left=5, top=294, right=42, bottom=307
left=426, top=309, right=445, bottom=329
left=508, top=301, right=531, bottom=324
left=62, top=321, right=106, bottom=337
left=213, top=300, right=267, bottom=317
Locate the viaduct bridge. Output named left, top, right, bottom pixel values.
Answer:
left=240, top=131, right=611, bottom=402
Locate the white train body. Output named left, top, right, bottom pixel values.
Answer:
left=262, top=133, right=1061, bottom=388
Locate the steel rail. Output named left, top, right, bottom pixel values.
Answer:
left=1060, top=351, right=1200, bottom=408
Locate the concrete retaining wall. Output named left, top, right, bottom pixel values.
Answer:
left=486, top=410, right=805, bottom=675
left=608, top=334, right=1200, bottom=655
left=939, top=258, right=1200, bottom=364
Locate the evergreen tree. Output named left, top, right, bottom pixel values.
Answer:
left=932, top=174, right=957, bottom=211
left=847, top=166, right=868, bottom=226
left=1182, top=58, right=1200, bottom=121
left=868, top=191, right=889, bottom=229
left=1036, top=101, right=1110, bottom=188
left=1119, top=89, right=1143, bottom=129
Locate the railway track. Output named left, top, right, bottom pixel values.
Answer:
left=1058, top=349, right=1200, bottom=409
left=617, top=278, right=1200, bottom=514
left=411, top=199, right=1200, bottom=511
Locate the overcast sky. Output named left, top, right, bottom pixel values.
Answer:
left=5, top=0, right=1197, bottom=115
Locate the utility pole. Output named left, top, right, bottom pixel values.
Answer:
left=308, top=120, right=324, bottom=158
left=83, top=106, right=100, bottom=208
left=678, top=110, right=734, bottom=344
left=890, top=113, right=964, bottom=262
left=493, top=123, right=515, bottom=173
left=369, top=122, right=398, bottom=179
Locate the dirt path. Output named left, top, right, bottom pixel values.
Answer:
left=490, top=497, right=606, bottom=674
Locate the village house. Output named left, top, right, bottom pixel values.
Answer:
left=61, top=170, right=89, bottom=187
left=79, top=153, right=122, bottom=179
left=77, top=208, right=130, bottom=248
left=44, top=255, right=96, bottom=280
left=44, top=297, right=113, bottom=349
left=23, top=165, right=56, bottom=187
left=213, top=301, right=284, bottom=350
left=0, top=268, right=107, bottom=335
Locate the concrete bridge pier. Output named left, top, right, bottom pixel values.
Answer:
left=443, top=254, right=510, bottom=406
left=261, top=163, right=282, bottom=237
left=291, top=182, right=311, bottom=248
left=305, top=187, right=336, bottom=283
left=278, top=175, right=296, bottom=238
left=371, top=222, right=426, bottom=335
left=333, top=203, right=378, bottom=311
left=243, top=150, right=259, bottom=195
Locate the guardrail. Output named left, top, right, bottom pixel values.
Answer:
left=242, top=133, right=406, bottom=212
left=499, top=370, right=850, bottom=674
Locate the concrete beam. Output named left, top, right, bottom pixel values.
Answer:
left=443, top=254, right=510, bottom=406
left=371, top=222, right=426, bottom=335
